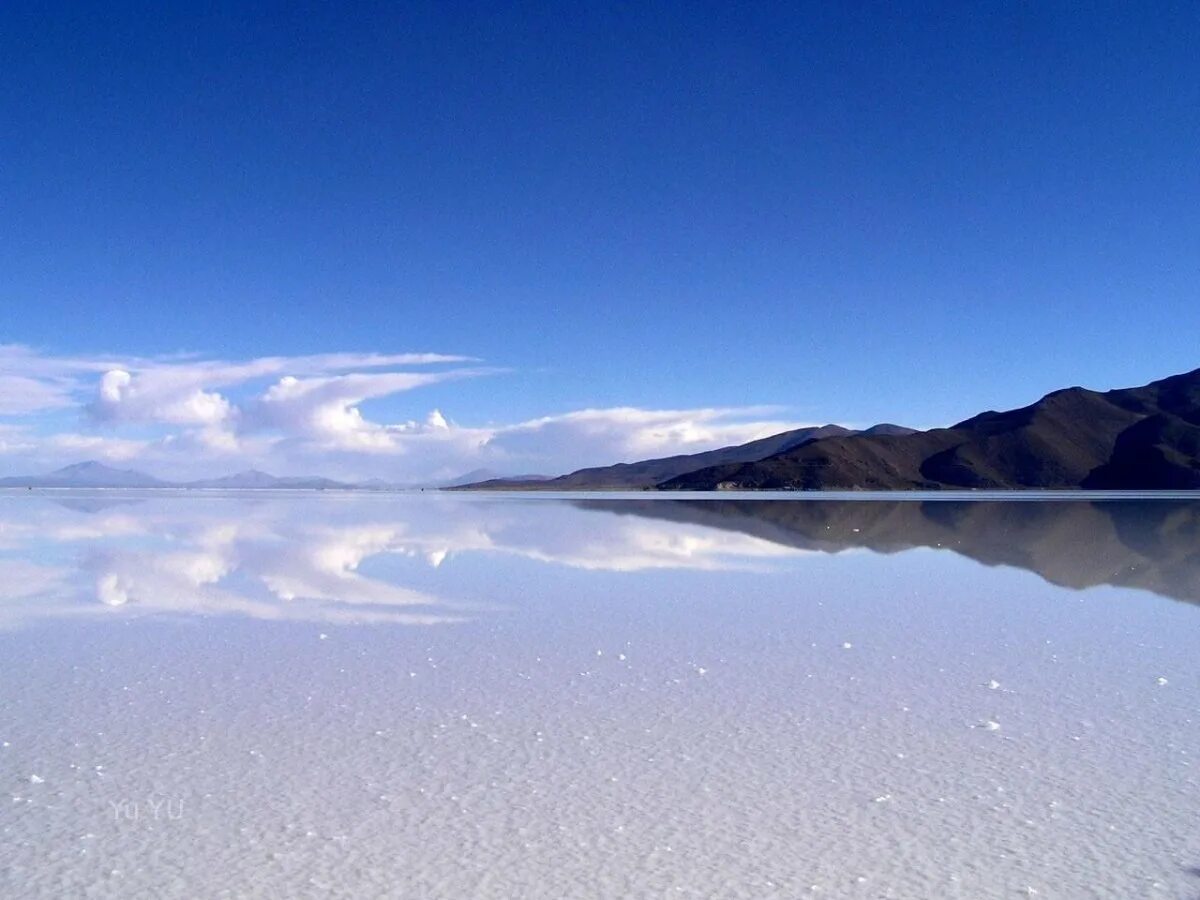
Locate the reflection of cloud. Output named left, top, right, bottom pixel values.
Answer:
left=0, top=559, right=70, bottom=599
left=75, top=523, right=464, bottom=627
left=0, top=494, right=814, bottom=630
left=0, top=501, right=469, bottom=629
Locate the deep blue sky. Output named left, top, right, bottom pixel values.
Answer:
left=2, top=1, right=1198, bottom=429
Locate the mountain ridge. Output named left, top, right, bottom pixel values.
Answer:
left=0, top=463, right=530, bottom=491
left=457, top=423, right=916, bottom=490
left=661, top=368, right=1200, bottom=490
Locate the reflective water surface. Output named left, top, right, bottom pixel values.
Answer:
left=1, top=491, right=1198, bottom=898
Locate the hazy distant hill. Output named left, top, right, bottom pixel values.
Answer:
left=0, top=463, right=357, bottom=490
left=0, top=461, right=168, bottom=488
left=0, top=462, right=550, bottom=491
left=437, top=468, right=554, bottom=488
left=185, top=470, right=350, bottom=490
left=661, top=368, right=1200, bottom=490
left=459, top=424, right=914, bottom=490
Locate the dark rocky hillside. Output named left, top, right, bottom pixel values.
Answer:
left=660, top=369, right=1200, bottom=490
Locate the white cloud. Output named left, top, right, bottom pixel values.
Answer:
left=46, top=433, right=150, bottom=461
left=83, top=351, right=476, bottom=428
left=0, top=375, right=77, bottom=415
left=247, top=370, right=486, bottom=451
left=94, top=368, right=234, bottom=425
left=0, top=343, right=472, bottom=422
left=0, top=346, right=808, bottom=481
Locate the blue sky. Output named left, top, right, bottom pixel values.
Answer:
left=1, top=2, right=1197, bottom=478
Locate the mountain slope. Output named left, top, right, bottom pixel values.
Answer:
left=661, top=368, right=1200, bottom=490
left=458, top=424, right=879, bottom=490
left=0, top=461, right=168, bottom=488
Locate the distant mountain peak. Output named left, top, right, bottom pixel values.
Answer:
left=54, top=460, right=120, bottom=473
left=1, top=460, right=168, bottom=488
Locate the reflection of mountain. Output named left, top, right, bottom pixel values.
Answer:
left=52, top=497, right=148, bottom=514
left=574, top=499, right=1200, bottom=605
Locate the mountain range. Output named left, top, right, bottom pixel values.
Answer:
left=461, top=367, right=1200, bottom=491
left=460, top=423, right=917, bottom=490
left=0, top=461, right=543, bottom=491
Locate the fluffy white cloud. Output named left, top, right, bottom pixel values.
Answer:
left=0, top=346, right=808, bottom=481
left=95, top=368, right=234, bottom=425
left=248, top=370, right=486, bottom=450
left=85, top=351, right=475, bottom=428
left=0, top=344, right=472, bottom=421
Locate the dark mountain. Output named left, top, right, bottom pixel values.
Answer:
left=458, top=424, right=888, bottom=490
left=860, top=423, right=917, bottom=437
left=572, top=497, right=1200, bottom=605
left=440, top=468, right=502, bottom=488
left=0, top=461, right=168, bottom=488
left=661, top=368, right=1200, bottom=490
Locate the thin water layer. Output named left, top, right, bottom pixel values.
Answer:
left=0, top=492, right=1197, bottom=898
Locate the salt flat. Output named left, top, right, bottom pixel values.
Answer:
left=0, top=492, right=1197, bottom=898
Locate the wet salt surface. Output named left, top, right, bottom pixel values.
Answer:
left=0, top=491, right=1198, bottom=898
